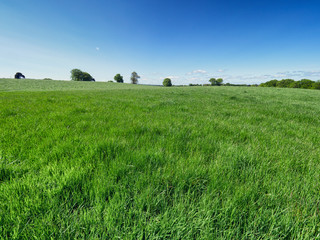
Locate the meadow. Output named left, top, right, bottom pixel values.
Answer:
left=1, top=78, right=320, bottom=239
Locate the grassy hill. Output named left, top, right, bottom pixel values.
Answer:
left=1, top=78, right=320, bottom=239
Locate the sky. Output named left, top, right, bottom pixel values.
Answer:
left=1, top=0, right=320, bottom=85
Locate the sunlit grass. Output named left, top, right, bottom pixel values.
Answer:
left=1, top=79, right=320, bottom=239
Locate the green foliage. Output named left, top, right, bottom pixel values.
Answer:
left=299, top=79, right=314, bottom=89
left=209, top=78, right=216, bottom=85
left=216, top=78, right=223, bottom=85
left=288, top=81, right=301, bottom=88
left=261, top=78, right=320, bottom=90
left=114, top=74, right=124, bottom=83
left=130, top=71, right=140, bottom=84
left=70, top=69, right=94, bottom=81
left=1, top=79, right=320, bottom=238
left=163, top=78, right=172, bottom=87
left=276, top=79, right=295, bottom=88
left=70, top=69, right=83, bottom=81
left=82, top=72, right=93, bottom=81
left=209, top=77, right=223, bottom=86
left=311, top=81, right=320, bottom=89
left=260, top=79, right=278, bottom=87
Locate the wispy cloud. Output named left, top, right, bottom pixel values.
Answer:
left=272, top=70, right=320, bottom=79
left=159, top=75, right=180, bottom=81
left=166, top=75, right=180, bottom=79
left=219, top=70, right=320, bottom=84
left=187, top=69, right=207, bottom=75
left=96, top=47, right=100, bottom=51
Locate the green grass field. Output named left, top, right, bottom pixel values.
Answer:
left=1, top=78, right=320, bottom=239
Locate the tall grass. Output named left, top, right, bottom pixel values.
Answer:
left=1, top=79, right=320, bottom=239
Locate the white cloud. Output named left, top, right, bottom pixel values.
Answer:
left=96, top=47, right=100, bottom=51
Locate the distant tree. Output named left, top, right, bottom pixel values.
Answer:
left=70, top=69, right=83, bottom=81
left=43, top=78, right=52, bottom=80
left=209, top=78, right=223, bottom=86
left=216, top=78, right=223, bottom=86
left=114, top=74, right=124, bottom=83
left=14, top=72, right=25, bottom=79
left=131, top=71, right=140, bottom=84
left=209, top=78, right=216, bottom=86
left=163, top=78, right=172, bottom=87
left=70, top=69, right=94, bottom=81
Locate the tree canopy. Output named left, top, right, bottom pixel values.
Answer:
left=114, top=74, right=124, bottom=83
left=163, top=78, right=172, bottom=87
left=70, top=69, right=94, bottom=81
left=209, top=78, right=223, bottom=86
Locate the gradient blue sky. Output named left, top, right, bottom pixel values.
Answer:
left=1, top=0, right=320, bottom=84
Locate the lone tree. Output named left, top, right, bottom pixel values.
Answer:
left=114, top=74, right=124, bottom=83
left=70, top=69, right=95, bottom=81
left=163, top=78, right=172, bottom=87
left=130, top=71, right=140, bottom=84
left=209, top=78, right=223, bottom=86
left=14, top=72, right=25, bottom=79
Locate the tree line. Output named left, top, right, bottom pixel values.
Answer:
left=70, top=69, right=141, bottom=85
left=260, top=79, right=320, bottom=90
left=13, top=70, right=320, bottom=90
left=70, top=69, right=228, bottom=87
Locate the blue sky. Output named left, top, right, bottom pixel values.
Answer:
left=1, top=0, right=320, bottom=84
